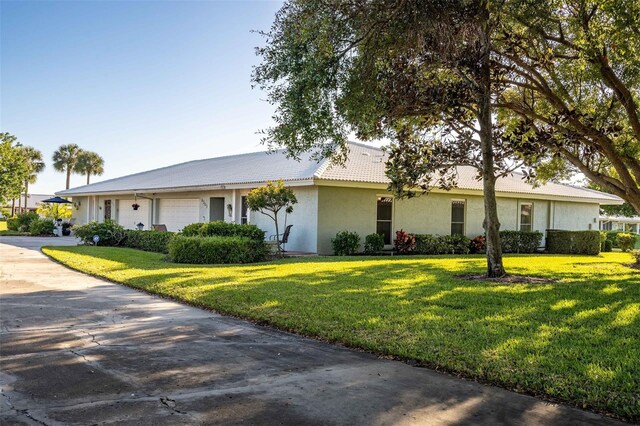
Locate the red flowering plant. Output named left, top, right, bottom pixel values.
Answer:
left=394, top=229, right=416, bottom=254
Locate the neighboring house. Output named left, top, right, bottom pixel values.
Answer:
left=599, top=214, right=640, bottom=233
left=3, top=194, right=55, bottom=217
left=57, top=142, right=623, bottom=254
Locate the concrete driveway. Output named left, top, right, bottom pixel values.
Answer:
left=0, top=237, right=624, bottom=425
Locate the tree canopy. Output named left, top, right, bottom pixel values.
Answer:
left=0, top=133, right=28, bottom=206
left=246, top=179, right=297, bottom=254
left=53, top=144, right=82, bottom=190
left=494, top=0, right=640, bottom=211
left=76, top=151, right=105, bottom=185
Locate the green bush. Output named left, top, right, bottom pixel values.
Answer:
left=123, top=230, right=175, bottom=253
left=632, top=250, right=640, bottom=268
left=440, top=234, right=471, bottom=254
left=168, top=235, right=267, bottom=264
left=8, top=212, right=38, bottom=232
left=29, top=218, right=55, bottom=236
left=332, top=231, right=361, bottom=256
left=183, top=221, right=265, bottom=242
left=500, top=230, right=543, bottom=253
left=414, top=234, right=445, bottom=255
left=181, top=223, right=205, bottom=236
left=602, top=239, right=613, bottom=252
left=6, top=217, right=19, bottom=231
left=546, top=230, right=601, bottom=255
left=616, top=233, right=637, bottom=252
left=73, top=220, right=126, bottom=246
left=603, top=231, right=640, bottom=249
left=364, top=233, right=384, bottom=254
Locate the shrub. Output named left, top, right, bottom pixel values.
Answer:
left=168, top=235, right=267, bottom=264
left=73, top=220, right=126, bottom=246
left=394, top=229, right=416, bottom=254
left=546, top=230, right=601, bottom=255
left=602, top=239, right=613, bottom=252
left=616, top=233, right=637, bottom=252
left=29, top=218, right=55, bottom=236
left=469, top=235, right=486, bottom=254
left=6, top=217, right=19, bottom=231
left=440, top=234, right=471, bottom=254
left=414, top=234, right=446, bottom=255
left=181, top=223, right=205, bottom=237
left=186, top=221, right=265, bottom=242
left=123, top=230, right=175, bottom=253
left=8, top=212, right=38, bottom=232
left=364, top=233, right=384, bottom=254
left=500, top=230, right=543, bottom=253
left=632, top=250, right=640, bottom=268
left=332, top=231, right=361, bottom=255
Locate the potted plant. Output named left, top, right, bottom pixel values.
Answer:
left=132, top=203, right=140, bottom=210
left=61, top=222, right=72, bottom=236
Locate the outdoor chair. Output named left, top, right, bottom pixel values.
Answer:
left=269, top=224, right=293, bottom=251
left=152, top=224, right=168, bottom=232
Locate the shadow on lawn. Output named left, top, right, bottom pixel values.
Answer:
left=43, top=247, right=640, bottom=420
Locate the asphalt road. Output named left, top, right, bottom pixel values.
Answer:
left=0, top=237, right=625, bottom=425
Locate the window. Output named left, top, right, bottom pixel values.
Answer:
left=601, top=221, right=612, bottom=231
left=241, top=196, right=248, bottom=224
left=376, top=196, right=393, bottom=245
left=451, top=200, right=465, bottom=235
left=519, top=203, right=533, bottom=232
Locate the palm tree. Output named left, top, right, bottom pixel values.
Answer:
left=20, top=146, right=45, bottom=211
left=75, top=151, right=104, bottom=185
left=52, top=144, right=82, bottom=189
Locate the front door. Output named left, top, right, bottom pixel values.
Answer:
left=209, top=197, right=225, bottom=221
left=104, top=200, right=112, bottom=221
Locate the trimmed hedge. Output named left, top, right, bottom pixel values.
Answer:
left=546, top=230, right=601, bottom=255
left=168, top=235, right=267, bottom=264
left=73, top=220, right=126, bottom=246
left=412, top=234, right=471, bottom=255
left=332, top=231, right=361, bottom=256
left=500, top=230, right=543, bottom=253
left=122, top=230, right=175, bottom=253
left=29, top=218, right=55, bottom=236
left=182, top=221, right=265, bottom=242
left=364, top=233, right=384, bottom=254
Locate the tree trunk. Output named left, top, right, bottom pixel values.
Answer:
left=66, top=168, right=71, bottom=190
left=273, top=210, right=281, bottom=255
left=23, top=181, right=29, bottom=212
left=86, top=173, right=91, bottom=185
left=478, top=4, right=506, bottom=278
left=11, top=199, right=15, bottom=216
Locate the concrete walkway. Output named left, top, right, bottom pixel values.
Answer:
left=0, top=237, right=624, bottom=425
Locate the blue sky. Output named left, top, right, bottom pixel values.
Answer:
left=1, top=0, right=284, bottom=194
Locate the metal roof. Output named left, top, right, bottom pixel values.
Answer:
left=57, top=142, right=623, bottom=204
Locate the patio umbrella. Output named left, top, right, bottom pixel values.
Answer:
left=42, top=196, right=72, bottom=204
left=42, top=197, right=72, bottom=221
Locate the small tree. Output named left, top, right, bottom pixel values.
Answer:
left=0, top=133, right=28, bottom=208
left=246, top=179, right=297, bottom=254
left=76, top=151, right=105, bottom=185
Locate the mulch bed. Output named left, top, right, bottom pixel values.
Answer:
left=456, top=273, right=557, bottom=284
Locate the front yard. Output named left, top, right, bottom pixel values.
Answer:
left=43, top=246, right=639, bottom=421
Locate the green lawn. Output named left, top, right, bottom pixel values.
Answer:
left=43, top=246, right=639, bottom=421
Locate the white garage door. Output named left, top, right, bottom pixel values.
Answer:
left=117, top=199, right=150, bottom=230
left=158, top=199, right=200, bottom=232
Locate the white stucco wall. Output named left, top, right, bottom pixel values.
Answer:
left=249, top=186, right=318, bottom=253
left=552, top=201, right=599, bottom=231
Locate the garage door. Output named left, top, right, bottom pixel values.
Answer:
left=158, top=199, right=200, bottom=232
left=117, top=199, right=150, bottom=230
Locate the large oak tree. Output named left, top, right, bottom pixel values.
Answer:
left=254, top=0, right=512, bottom=277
